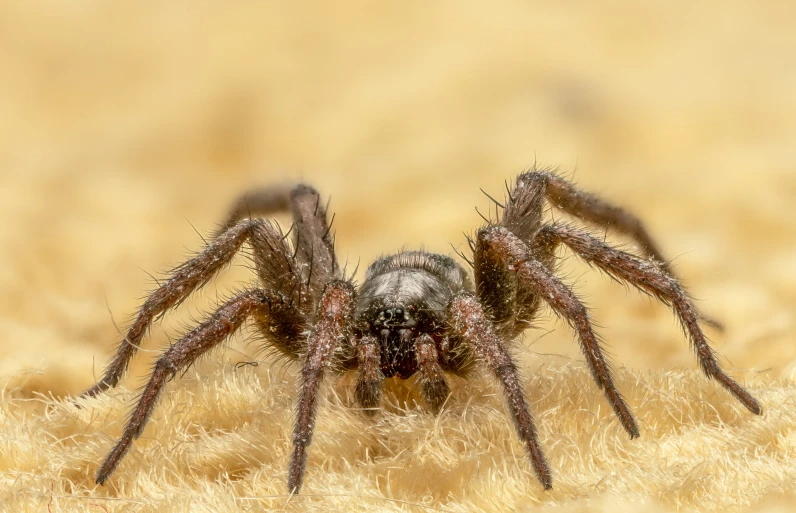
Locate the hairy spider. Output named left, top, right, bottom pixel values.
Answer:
left=83, top=170, right=761, bottom=491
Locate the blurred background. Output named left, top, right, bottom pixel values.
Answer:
left=1, top=0, right=794, bottom=411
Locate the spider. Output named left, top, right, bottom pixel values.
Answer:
left=82, top=170, right=761, bottom=492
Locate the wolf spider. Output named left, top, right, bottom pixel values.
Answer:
left=83, top=170, right=761, bottom=491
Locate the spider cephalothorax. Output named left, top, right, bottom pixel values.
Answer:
left=82, top=170, right=761, bottom=492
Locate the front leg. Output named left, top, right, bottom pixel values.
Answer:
left=289, top=280, right=356, bottom=493
left=447, top=293, right=552, bottom=490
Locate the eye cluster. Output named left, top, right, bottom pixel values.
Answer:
left=374, top=307, right=413, bottom=328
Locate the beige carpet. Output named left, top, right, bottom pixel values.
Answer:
left=1, top=2, right=795, bottom=512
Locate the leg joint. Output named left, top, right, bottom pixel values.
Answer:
left=477, top=225, right=511, bottom=241
left=155, top=357, right=179, bottom=376
left=236, top=217, right=267, bottom=235
left=517, top=170, right=552, bottom=185
left=290, top=183, right=320, bottom=200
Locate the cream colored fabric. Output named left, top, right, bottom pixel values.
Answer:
left=1, top=2, right=794, bottom=512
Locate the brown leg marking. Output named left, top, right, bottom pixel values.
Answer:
left=538, top=223, right=762, bottom=414
left=447, top=293, right=552, bottom=490
left=289, top=281, right=356, bottom=493
left=478, top=226, right=640, bottom=439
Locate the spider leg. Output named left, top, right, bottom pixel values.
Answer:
left=354, top=335, right=384, bottom=416
left=474, top=214, right=559, bottom=339
left=414, top=334, right=450, bottom=413
left=447, top=293, right=552, bottom=490
left=504, top=170, right=722, bottom=330
left=222, top=183, right=340, bottom=294
left=505, top=170, right=667, bottom=269
left=84, top=182, right=340, bottom=399
left=216, top=182, right=296, bottom=235
left=96, top=289, right=284, bottom=484
left=288, top=185, right=340, bottom=306
left=536, top=223, right=762, bottom=414
left=82, top=219, right=277, bottom=399
left=219, top=183, right=340, bottom=307
left=289, top=280, right=356, bottom=493
left=477, top=226, right=640, bottom=439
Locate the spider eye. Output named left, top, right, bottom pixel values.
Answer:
left=375, top=307, right=414, bottom=327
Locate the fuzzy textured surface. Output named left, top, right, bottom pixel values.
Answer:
left=1, top=2, right=795, bottom=512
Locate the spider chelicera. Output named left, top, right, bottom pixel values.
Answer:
left=82, top=170, right=761, bottom=491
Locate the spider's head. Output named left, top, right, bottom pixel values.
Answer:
left=356, top=251, right=471, bottom=335
left=358, top=288, right=437, bottom=337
